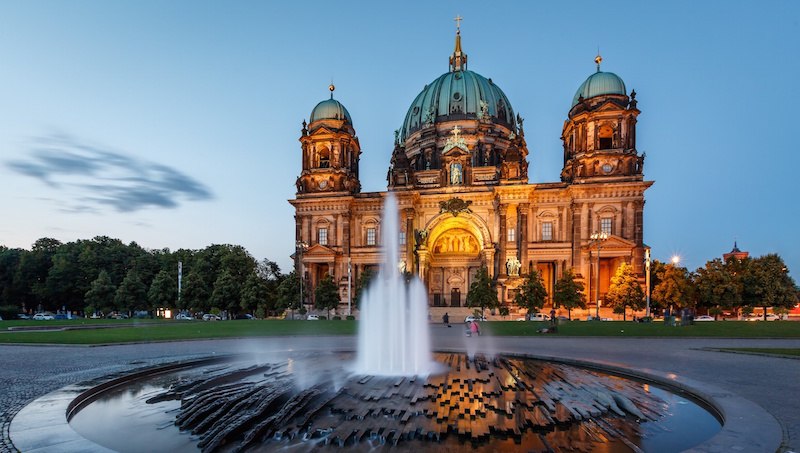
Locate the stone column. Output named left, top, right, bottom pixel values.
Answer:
left=342, top=213, right=351, bottom=255
left=518, top=203, right=529, bottom=274
left=405, top=208, right=415, bottom=273
left=498, top=204, right=507, bottom=276
left=417, top=249, right=430, bottom=283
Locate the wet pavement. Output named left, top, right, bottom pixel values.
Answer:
left=1, top=326, right=799, bottom=452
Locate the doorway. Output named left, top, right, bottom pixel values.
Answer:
left=450, top=288, right=461, bottom=307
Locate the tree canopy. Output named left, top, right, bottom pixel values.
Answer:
left=553, top=268, right=585, bottom=319
left=466, top=266, right=499, bottom=317
left=605, top=262, right=645, bottom=320
left=514, top=268, right=547, bottom=317
left=314, top=275, right=340, bottom=318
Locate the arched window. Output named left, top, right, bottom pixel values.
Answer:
left=598, top=124, right=614, bottom=149
left=318, top=147, right=330, bottom=168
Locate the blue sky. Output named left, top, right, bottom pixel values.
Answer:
left=1, top=1, right=798, bottom=277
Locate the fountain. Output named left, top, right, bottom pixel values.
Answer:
left=356, top=193, right=435, bottom=376
left=10, top=195, right=724, bottom=452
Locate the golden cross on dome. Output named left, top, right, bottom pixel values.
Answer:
left=454, top=15, right=463, bottom=32
left=451, top=125, right=461, bottom=140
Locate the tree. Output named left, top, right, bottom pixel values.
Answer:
left=114, top=269, right=147, bottom=314
left=240, top=273, right=268, bottom=315
left=276, top=271, right=305, bottom=319
left=181, top=271, right=209, bottom=313
left=553, top=269, right=585, bottom=320
left=210, top=270, right=241, bottom=315
left=314, top=275, right=340, bottom=318
left=148, top=269, right=177, bottom=313
left=694, top=258, right=741, bottom=318
left=605, top=262, right=644, bottom=321
left=84, top=270, right=116, bottom=315
left=513, top=268, right=547, bottom=318
left=742, top=254, right=797, bottom=320
left=652, top=263, right=693, bottom=313
left=466, top=266, right=499, bottom=318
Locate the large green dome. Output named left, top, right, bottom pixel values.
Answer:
left=310, top=98, right=352, bottom=124
left=572, top=70, right=626, bottom=107
left=401, top=69, right=515, bottom=140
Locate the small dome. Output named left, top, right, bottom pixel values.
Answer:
left=310, top=98, right=352, bottom=124
left=572, top=71, right=626, bottom=107
left=401, top=69, right=515, bottom=140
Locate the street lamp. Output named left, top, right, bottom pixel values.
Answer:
left=296, top=240, right=308, bottom=318
left=347, top=257, right=352, bottom=316
left=590, top=231, right=609, bottom=319
left=645, top=248, right=651, bottom=318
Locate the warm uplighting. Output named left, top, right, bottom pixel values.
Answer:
left=671, top=255, right=680, bottom=265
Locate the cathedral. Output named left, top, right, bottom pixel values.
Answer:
left=290, top=25, right=652, bottom=317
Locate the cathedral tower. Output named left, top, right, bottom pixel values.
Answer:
left=296, top=85, right=361, bottom=195
left=560, top=55, right=643, bottom=183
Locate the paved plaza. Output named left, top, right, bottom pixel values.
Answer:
left=1, top=327, right=798, bottom=452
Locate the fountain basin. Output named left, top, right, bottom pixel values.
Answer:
left=21, top=351, right=726, bottom=452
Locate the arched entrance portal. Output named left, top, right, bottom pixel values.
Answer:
left=421, top=214, right=492, bottom=307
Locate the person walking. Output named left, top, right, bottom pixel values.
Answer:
left=443, top=312, right=450, bottom=327
left=470, top=320, right=480, bottom=336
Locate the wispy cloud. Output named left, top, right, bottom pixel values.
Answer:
left=6, top=134, right=213, bottom=213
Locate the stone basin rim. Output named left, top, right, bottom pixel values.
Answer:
left=11, top=348, right=776, bottom=453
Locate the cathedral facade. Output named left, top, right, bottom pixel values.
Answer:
left=289, top=28, right=652, bottom=317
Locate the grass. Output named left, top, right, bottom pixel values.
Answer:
left=484, top=320, right=800, bottom=337
left=0, top=319, right=356, bottom=345
left=0, top=319, right=798, bottom=345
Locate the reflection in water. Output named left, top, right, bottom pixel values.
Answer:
left=70, top=352, right=720, bottom=453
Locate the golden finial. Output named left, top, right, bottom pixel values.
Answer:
left=595, top=51, right=602, bottom=72
left=449, top=15, right=467, bottom=72
left=328, top=83, right=335, bottom=99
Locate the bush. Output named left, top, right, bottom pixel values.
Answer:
left=332, top=316, right=342, bottom=320
left=346, top=315, right=356, bottom=320
left=0, top=305, right=18, bottom=319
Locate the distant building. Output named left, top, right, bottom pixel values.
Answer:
left=723, top=242, right=749, bottom=262
left=289, top=26, right=652, bottom=314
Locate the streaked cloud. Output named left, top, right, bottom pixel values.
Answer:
left=6, top=134, right=213, bottom=213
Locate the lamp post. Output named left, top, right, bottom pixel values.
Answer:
left=590, top=232, right=609, bottom=319
left=296, top=240, right=308, bottom=318
left=347, top=257, right=352, bottom=316
left=645, top=248, right=651, bottom=318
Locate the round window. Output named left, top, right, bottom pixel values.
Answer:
left=412, top=107, right=420, bottom=115
left=452, top=92, right=462, bottom=101
left=602, top=163, right=613, bottom=174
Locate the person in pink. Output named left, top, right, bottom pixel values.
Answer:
left=470, top=320, right=480, bottom=336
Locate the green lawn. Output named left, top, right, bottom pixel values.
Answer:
left=0, top=319, right=356, bottom=344
left=484, top=320, right=800, bottom=337
left=0, top=319, right=798, bottom=345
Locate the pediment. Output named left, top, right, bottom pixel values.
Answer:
left=583, top=234, right=636, bottom=251
left=594, top=100, right=627, bottom=112
left=442, top=144, right=470, bottom=156
left=304, top=244, right=336, bottom=260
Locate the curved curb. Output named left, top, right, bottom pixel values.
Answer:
left=10, top=350, right=782, bottom=453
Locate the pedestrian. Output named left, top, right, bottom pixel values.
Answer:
left=470, top=319, right=480, bottom=336
left=550, top=308, right=557, bottom=325
left=443, top=312, right=450, bottom=327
